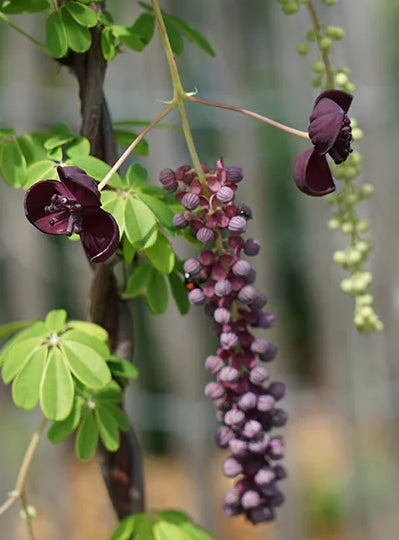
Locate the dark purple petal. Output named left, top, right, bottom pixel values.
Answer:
left=57, top=166, right=100, bottom=207
left=314, top=89, right=353, bottom=113
left=293, top=149, right=335, bottom=196
left=24, top=180, right=70, bottom=235
left=79, top=208, right=119, bottom=262
left=309, top=98, right=345, bottom=154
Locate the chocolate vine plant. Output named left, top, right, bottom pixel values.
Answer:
left=0, top=0, right=383, bottom=538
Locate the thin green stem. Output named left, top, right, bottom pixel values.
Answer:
left=20, top=493, right=36, bottom=540
left=185, top=95, right=310, bottom=140
left=0, top=12, right=47, bottom=52
left=98, top=103, right=175, bottom=191
left=307, top=1, right=335, bottom=89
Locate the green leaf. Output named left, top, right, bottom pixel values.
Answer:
left=146, top=270, right=168, bottom=314
left=65, top=136, right=91, bottom=158
left=163, top=15, right=183, bottom=56
left=44, top=133, right=75, bottom=150
left=153, top=521, right=185, bottom=540
left=76, top=410, right=98, bottom=461
left=168, top=272, right=190, bottom=315
left=97, top=380, right=123, bottom=402
left=107, top=357, right=139, bottom=380
left=62, top=328, right=109, bottom=357
left=137, top=194, right=174, bottom=229
left=12, top=347, right=47, bottom=410
left=124, top=197, right=157, bottom=249
left=71, top=155, right=123, bottom=187
left=45, top=309, right=67, bottom=333
left=40, top=346, right=74, bottom=420
left=109, top=515, right=136, bottom=540
left=62, top=341, right=111, bottom=390
left=61, top=6, right=92, bottom=53
left=0, top=319, right=36, bottom=341
left=122, top=237, right=136, bottom=264
left=167, top=14, right=215, bottom=57
left=64, top=1, right=97, bottom=28
left=17, top=134, right=49, bottom=165
left=0, top=138, right=27, bottom=187
left=98, top=10, right=113, bottom=26
left=126, top=264, right=152, bottom=298
left=125, top=163, right=148, bottom=187
left=101, top=26, right=116, bottom=61
left=101, top=193, right=126, bottom=236
left=114, top=129, right=149, bottom=155
left=2, top=337, right=43, bottom=384
left=0, top=321, right=47, bottom=367
left=0, top=0, right=49, bottom=14
left=46, top=10, right=68, bottom=59
left=144, top=233, right=175, bottom=274
left=161, top=510, right=215, bottom=540
left=106, top=403, right=129, bottom=431
left=67, top=320, right=108, bottom=342
left=47, top=396, right=85, bottom=443
left=112, top=25, right=144, bottom=52
left=24, top=160, right=58, bottom=189
left=130, top=12, right=154, bottom=45
left=95, top=403, right=120, bottom=451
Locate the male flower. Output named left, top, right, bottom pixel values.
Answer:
left=294, top=90, right=353, bottom=196
left=24, top=166, right=119, bottom=262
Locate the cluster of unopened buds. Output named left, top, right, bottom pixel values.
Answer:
left=159, top=158, right=287, bottom=523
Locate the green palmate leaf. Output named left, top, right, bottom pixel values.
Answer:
left=122, top=237, right=136, bottom=264
left=101, top=26, right=116, bottom=61
left=76, top=410, right=98, bottom=461
left=97, top=380, right=123, bottom=402
left=130, top=12, right=154, bottom=45
left=24, top=160, right=58, bottom=189
left=0, top=321, right=47, bottom=367
left=44, top=132, right=75, bottom=150
left=62, top=341, right=111, bottom=390
left=167, top=14, right=215, bottom=57
left=47, top=396, right=85, bottom=443
left=168, top=272, right=190, bottom=315
left=46, top=10, right=68, bottom=58
left=67, top=320, right=108, bottom=342
left=61, top=6, right=92, bottom=53
left=110, top=515, right=137, bottom=540
left=0, top=138, right=27, bottom=187
left=64, top=1, right=97, bottom=28
left=40, top=346, right=74, bottom=420
left=47, top=146, right=63, bottom=162
left=163, top=14, right=183, bottom=56
left=137, top=193, right=174, bottom=229
left=1, top=337, right=43, bottom=383
left=0, top=0, right=49, bottom=14
left=17, top=134, right=49, bottom=165
left=45, top=309, right=67, bottom=333
left=144, top=233, right=175, bottom=274
left=98, top=10, right=113, bottom=26
left=71, top=155, right=123, bottom=187
left=106, top=403, right=129, bottom=431
left=126, top=264, right=152, bottom=298
left=125, top=163, right=148, bottom=187
left=101, top=193, right=126, bottom=236
left=65, top=136, right=90, bottom=158
left=153, top=521, right=185, bottom=540
left=114, top=129, right=149, bottom=155
left=160, top=510, right=215, bottom=540
left=62, top=328, right=109, bottom=358
left=146, top=270, right=168, bottom=314
left=95, top=403, right=120, bottom=451
left=130, top=514, right=153, bottom=540
left=124, top=197, right=157, bottom=249
left=0, top=319, right=36, bottom=341
left=112, top=25, right=144, bottom=51
left=12, top=347, right=47, bottom=410
left=107, top=357, right=139, bottom=380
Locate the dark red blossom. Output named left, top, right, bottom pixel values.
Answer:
left=24, top=166, right=119, bottom=263
left=294, top=90, right=353, bottom=196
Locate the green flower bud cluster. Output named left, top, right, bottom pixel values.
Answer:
left=277, top=0, right=309, bottom=16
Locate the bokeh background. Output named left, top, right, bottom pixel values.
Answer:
left=1, top=1, right=399, bottom=539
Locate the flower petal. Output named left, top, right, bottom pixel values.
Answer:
left=57, top=166, right=101, bottom=207
left=79, top=208, right=120, bottom=263
left=314, top=89, right=353, bottom=113
left=24, top=180, right=71, bottom=234
left=293, top=149, right=335, bottom=196
left=309, top=98, right=345, bottom=155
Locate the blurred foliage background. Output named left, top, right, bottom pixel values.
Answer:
left=1, top=1, right=399, bottom=539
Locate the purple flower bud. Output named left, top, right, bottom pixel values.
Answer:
left=241, top=490, right=261, bottom=510
left=271, top=408, right=288, bottom=427
left=196, top=227, right=215, bottom=243
left=214, top=307, right=232, bottom=324
left=224, top=488, right=240, bottom=506
left=214, top=279, right=232, bottom=296
left=248, top=433, right=270, bottom=454
left=244, top=238, right=261, bottom=256
left=182, top=192, right=200, bottom=210
left=224, top=408, right=245, bottom=427
left=223, top=456, right=243, bottom=477
left=237, top=285, right=257, bottom=304
left=274, top=464, right=287, bottom=480
left=267, top=382, right=286, bottom=400
left=172, top=212, right=188, bottom=228
left=270, top=490, right=285, bottom=508
left=237, top=392, right=258, bottom=411
left=268, top=437, right=285, bottom=460
left=205, top=355, right=224, bottom=374
left=188, top=288, right=206, bottom=306
left=217, top=186, right=235, bottom=203
left=228, top=216, right=247, bottom=234
left=215, top=426, right=233, bottom=448
left=223, top=502, right=242, bottom=517
left=243, top=420, right=262, bottom=439
left=259, top=343, right=278, bottom=362
left=232, top=259, right=252, bottom=277
left=220, top=332, right=239, bottom=349
left=218, top=366, right=240, bottom=383
left=254, top=311, right=275, bottom=328
left=229, top=437, right=248, bottom=457
left=204, top=381, right=225, bottom=400
left=251, top=337, right=271, bottom=355
left=257, top=394, right=275, bottom=412
left=226, top=166, right=243, bottom=183
left=183, top=257, right=202, bottom=276
left=247, top=505, right=275, bottom=524
left=252, top=292, right=267, bottom=309
left=254, top=467, right=275, bottom=487
left=159, top=168, right=178, bottom=192
left=249, top=366, right=270, bottom=385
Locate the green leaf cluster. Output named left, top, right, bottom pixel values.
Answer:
left=110, top=509, right=215, bottom=540
left=0, top=0, right=50, bottom=15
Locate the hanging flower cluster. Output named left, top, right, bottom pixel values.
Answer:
left=160, top=158, right=287, bottom=523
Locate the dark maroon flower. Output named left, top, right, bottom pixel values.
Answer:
left=294, top=90, right=353, bottom=196
left=24, top=166, right=119, bottom=263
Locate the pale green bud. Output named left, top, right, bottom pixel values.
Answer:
left=320, top=37, right=332, bottom=52
left=352, top=127, right=363, bottom=141
left=335, top=72, right=348, bottom=86
left=344, top=81, right=355, bottom=93
left=306, top=29, right=317, bottom=41
left=360, top=184, right=375, bottom=197
left=326, top=26, right=345, bottom=40
left=347, top=249, right=362, bottom=264
left=333, top=250, right=346, bottom=265
left=341, top=278, right=354, bottom=294
left=312, top=74, right=323, bottom=87
left=283, top=2, right=300, bottom=14
left=313, top=60, right=325, bottom=73
left=328, top=217, right=341, bottom=230
left=356, top=219, right=369, bottom=232
left=297, top=43, right=309, bottom=55
left=341, top=222, right=354, bottom=234
left=356, top=241, right=371, bottom=254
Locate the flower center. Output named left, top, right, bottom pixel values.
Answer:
left=45, top=193, right=83, bottom=235
left=329, top=114, right=353, bottom=165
